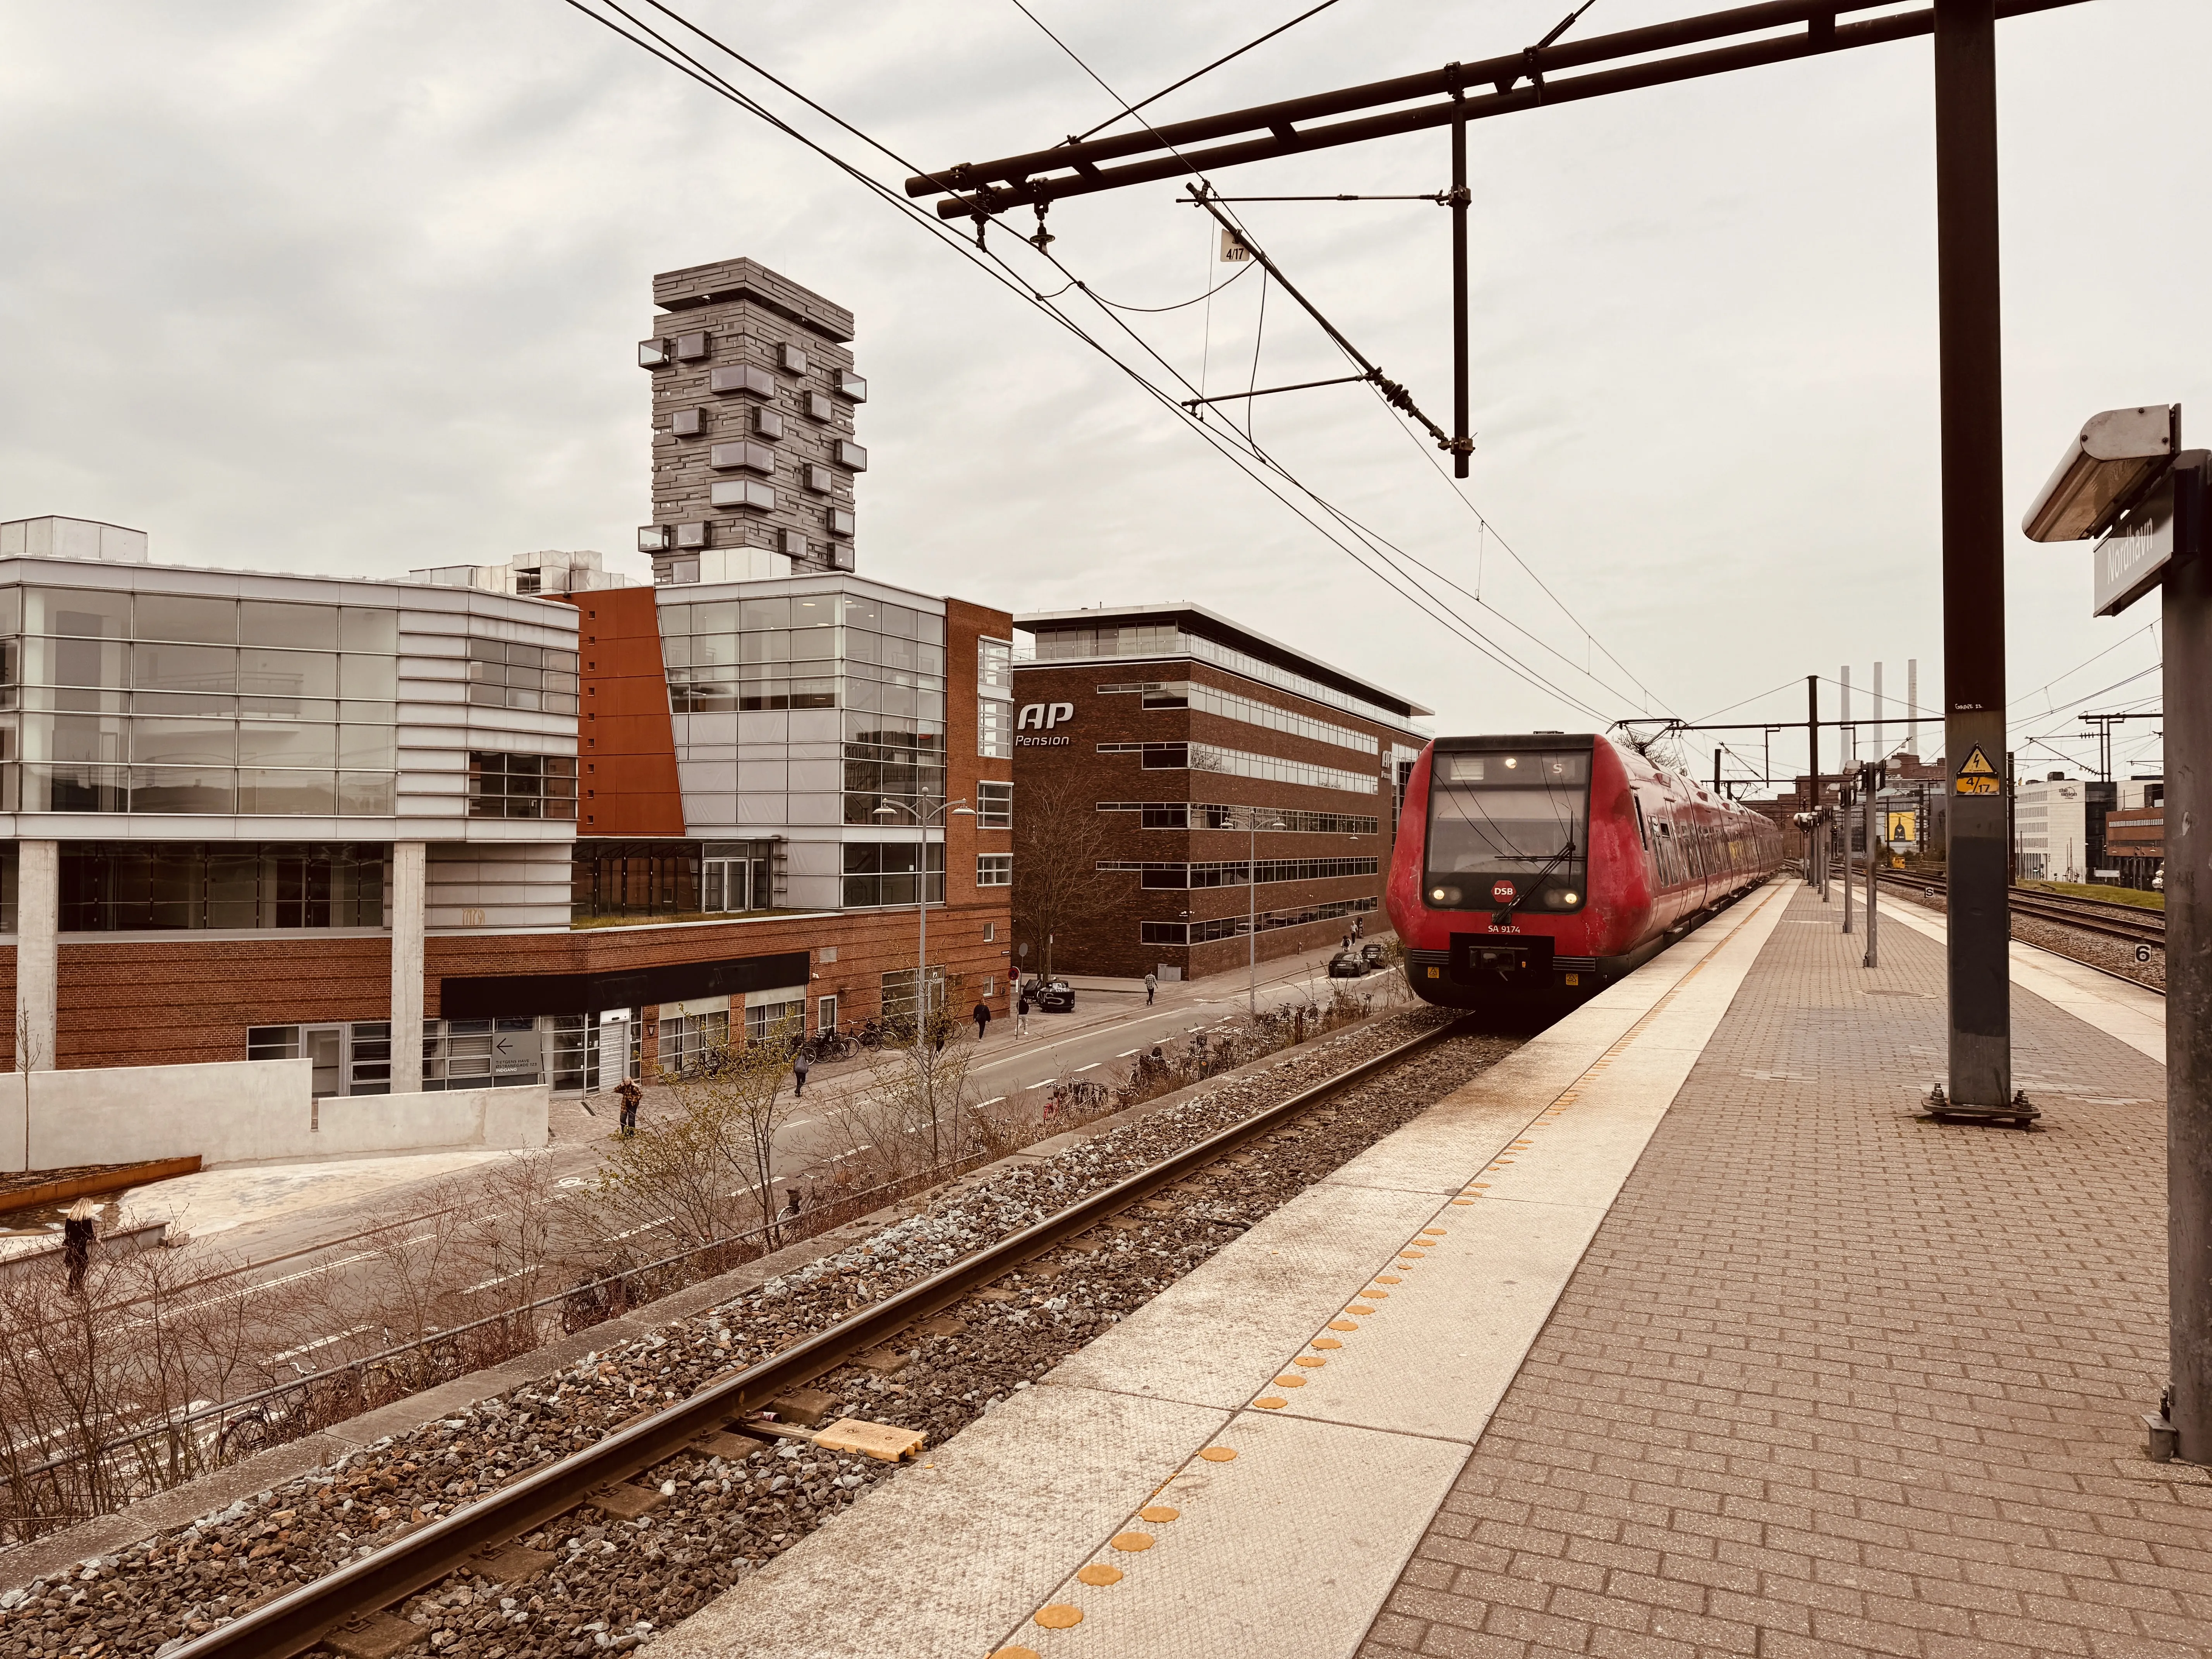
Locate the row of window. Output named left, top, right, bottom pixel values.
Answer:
left=4, top=764, right=395, bottom=816
left=1097, top=801, right=1380, bottom=834
left=661, top=594, right=941, bottom=641
left=1101, top=680, right=1379, bottom=755
left=7, top=713, right=396, bottom=768
left=665, top=630, right=945, bottom=674
left=467, top=638, right=580, bottom=716
left=9, top=638, right=402, bottom=700
left=640, top=330, right=866, bottom=403
left=1095, top=741, right=1379, bottom=795
left=708, top=439, right=867, bottom=476
left=0, top=589, right=400, bottom=653
left=1139, top=895, right=1379, bottom=945
left=840, top=839, right=946, bottom=908
left=63, top=842, right=386, bottom=932
left=1099, top=857, right=1379, bottom=890
left=1029, top=624, right=1420, bottom=735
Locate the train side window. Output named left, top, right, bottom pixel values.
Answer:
left=1633, top=796, right=1650, bottom=848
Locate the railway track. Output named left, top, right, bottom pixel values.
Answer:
left=1877, top=870, right=2164, bottom=948
left=154, top=1014, right=1482, bottom=1659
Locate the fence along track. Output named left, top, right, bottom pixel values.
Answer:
left=167, top=1014, right=1475, bottom=1659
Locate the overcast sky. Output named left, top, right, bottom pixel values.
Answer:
left=2, top=0, right=2201, bottom=788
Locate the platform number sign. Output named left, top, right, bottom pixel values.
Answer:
left=2137, top=943, right=2155, bottom=964
left=1221, top=228, right=1254, bottom=263
left=1954, top=745, right=2001, bottom=797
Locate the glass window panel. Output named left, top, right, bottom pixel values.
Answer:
left=340, top=607, right=398, bottom=652
left=338, top=772, right=395, bottom=815
left=693, top=601, right=738, bottom=632
left=915, top=612, right=945, bottom=646
left=842, top=594, right=880, bottom=631
left=467, top=637, right=507, bottom=663
left=844, top=627, right=879, bottom=666
left=790, top=594, right=837, bottom=630
left=658, top=604, right=693, bottom=637
left=27, top=589, right=129, bottom=639
left=238, top=722, right=337, bottom=767
left=339, top=725, right=396, bottom=768
left=135, top=690, right=234, bottom=716
left=22, top=712, right=125, bottom=763
left=135, top=594, right=236, bottom=644
left=241, top=696, right=336, bottom=720
left=546, top=649, right=578, bottom=674
left=467, top=684, right=507, bottom=707
left=508, top=644, right=544, bottom=670
left=916, top=641, right=944, bottom=676
left=878, top=604, right=916, bottom=640
left=510, top=687, right=541, bottom=711
left=742, top=630, right=792, bottom=664
left=29, top=636, right=127, bottom=688
left=240, top=649, right=337, bottom=699
left=134, top=642, right=237, bottom=694
left=790, top=625, right=836, bottom=661
left=740, top=597, right=789, bottom=630
left=338, top=654, right=397, bottom=699
left=133, top=717, right=236, bottom=766
left=0, top=588, right=19, bottom=635
left=132, top=767, right=237, bottom=814
left=237, top=769, right=335, bottom=814
left=507, top=665, right=544, bottom=690
left=240, top=601, right=338, bottom=649
left=467, top=659, right=503, bottom=683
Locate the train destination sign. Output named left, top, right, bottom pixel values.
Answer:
left=2093, top=469, right=2174, bottom=618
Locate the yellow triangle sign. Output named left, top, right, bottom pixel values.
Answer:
left=1958, top=745, right=1997, bottom=778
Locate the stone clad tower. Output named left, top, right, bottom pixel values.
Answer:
left=636, top=259, right=865, bottom=583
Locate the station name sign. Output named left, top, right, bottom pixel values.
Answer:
left=2094, top=470, right=2175, bottom=618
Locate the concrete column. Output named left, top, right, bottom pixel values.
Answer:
left=15, top=841, right=57, bottom=1073
left=390, top=842, right=426, bottom=1094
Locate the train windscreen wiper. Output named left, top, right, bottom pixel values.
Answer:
left=1491, top=838, right=1575, bottom=928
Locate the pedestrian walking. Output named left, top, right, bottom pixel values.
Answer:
left=1015, top=991, right=1030, bottom=1038
left=972, top=998, right=992, bottom=1042
left=615, top=1075, right=642, bottom=1138
left=62, top=1199, right=96, bottom=1294
left=792, top=1046, right=811, bottom=1097
left=1144, top=970, right=1157, bottom=1006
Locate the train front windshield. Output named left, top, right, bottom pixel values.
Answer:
left=1423, top=749, right=1590, bottom=912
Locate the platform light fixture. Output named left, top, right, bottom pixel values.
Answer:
left=2020, top=404, right=2178, bottom=543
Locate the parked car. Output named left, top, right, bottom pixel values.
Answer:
left=1360, top=942, right=1388, bottom=968
left=1024, top=977, right=1077, bottom=1012
left=1327, top=951, right=1368, bottom=979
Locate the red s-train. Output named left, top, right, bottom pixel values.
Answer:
left=1386, top=732, right=1783, bottom=1006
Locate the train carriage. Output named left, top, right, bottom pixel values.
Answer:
left=1386, top=732, right=1782, bottom=1008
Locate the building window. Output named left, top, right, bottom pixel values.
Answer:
left=745, top=994, right=806, bottom=1044
left=656, top=1010, right=730, bottom=1078
left=673, top=331, right=711, bottom=361
left=710, top=440, right=775, bottom=474
left=979, top=636, right=1014, bottom=696
left=842, top=840, right=945, bottom=907
left=834, top=440, right=868, bottom=472
left=979, top=697, right=1012, bottom=759
left=982, top=921, right=996, bottom=942
left=469, top=752, right=578, bottom=819
left=879, top=965, right=946, bottom=1025
left=976, top=780, right=1012, bottom=828
left=708, top=364, right=775, bottom=398
left=467, top=638, right=580, bottom=715
left=62, top=842, right=385, bottom=930
left=1140, top=895, right=1378, bottom=946
left=835, top=369, right=868, bottom=401
left=977, top=853, right=1012, bottom=887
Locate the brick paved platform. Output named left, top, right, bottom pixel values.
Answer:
left=1361, top=883, right=2209, bottom=1659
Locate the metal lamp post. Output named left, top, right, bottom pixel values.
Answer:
left=1247, top=807, right=1286, bottom=1016
left=874, top=793, right=973, bottom=1039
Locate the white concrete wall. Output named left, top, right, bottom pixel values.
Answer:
left=0, top=1059, right=548, bottom=1173
left=426, top=839, right=572, bottom=932
left=15, top=840, right=57, bottom=1073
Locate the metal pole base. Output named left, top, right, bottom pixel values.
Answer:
left=1921, top=1082, right=2040, bottom=1127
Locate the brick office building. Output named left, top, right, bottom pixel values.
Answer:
left=1011, top=605, right=1430, bottom=982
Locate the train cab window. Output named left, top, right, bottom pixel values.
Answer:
left=1632, top=795, right=1650, bottom=848
left=1423, top=747, right=1589, bottom=912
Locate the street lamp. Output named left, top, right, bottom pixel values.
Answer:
left=1245, top=807, right=1285, bottom=1016
left=872, top=793, right=972, bottom=1037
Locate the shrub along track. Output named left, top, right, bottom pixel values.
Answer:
left=0, top=1006, right=1518, bottom=1659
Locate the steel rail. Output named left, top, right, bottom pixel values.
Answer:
left=1879, top=871, right=2166, bottom=944
left=166, top=1014, right=1475, bottom=1659
left=909, top=0, right=2093, bottom=217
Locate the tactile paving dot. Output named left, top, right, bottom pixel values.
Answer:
left=991, top=1649, right=1041, bottom=1659
left=1274, top=1376, right=1306, bottom=1387
left=1034, top=1606, right=1083, bottom=1630
left=1255, top=1396, right=1288, bottom=1409
left=1076, top=1564, right=1123, bottom=1587
left=1328, top=1319, right=1358, bottom=1331
left=1198, top=1446, right=1238, bottom=1462
left=1139, top=1506, right=1179, bottom=1523
left=1374, top=1274, right=1403, bottom=1284
left=1292, top=1354, right=1325, bottom=1367
left=1312, top=1337, right=1343, bottom=1350
left=1111, top=1532, right=1155, bottom=1552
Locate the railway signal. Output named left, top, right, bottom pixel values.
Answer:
left=2023, top=404, right=2208, bottom=1467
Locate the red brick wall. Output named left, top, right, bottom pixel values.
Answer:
left=558, top=587, right=685, bottom=836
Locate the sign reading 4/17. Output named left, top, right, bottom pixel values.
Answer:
left=1954, top=745, right=2001, bottom=797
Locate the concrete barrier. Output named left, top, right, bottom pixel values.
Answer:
left=0, top=1061, right=548, bottom=1172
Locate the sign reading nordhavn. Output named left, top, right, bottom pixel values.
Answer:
left=2093, top=470, right=2175, bottom=618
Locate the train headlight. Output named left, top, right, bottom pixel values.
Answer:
left=1428, top=884, right=1460, bottom=906
left=1549, top=889, right=1580, bottom=907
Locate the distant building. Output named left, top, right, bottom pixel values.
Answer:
left=2015, top=772, right=2089, bottom=882
left=410, top=549, right=637, bottom=597
left=1010, top=604, right=1430, bottom=981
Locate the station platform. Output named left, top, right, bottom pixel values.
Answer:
left=653, top=879, right=2203, bottom=1659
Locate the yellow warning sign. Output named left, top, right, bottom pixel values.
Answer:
left=1955, top=746, right=2000, bottom=795
left=1887, top=811, right=1917, bottom=842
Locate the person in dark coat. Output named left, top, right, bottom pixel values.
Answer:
left=62, top=1199, right=97, bottom=1294
left=616, top=1076, right=642, bottom=1137
left=972, top=999, right=992, bottom=1042
left=792, top=1048, right=812, bottom=1097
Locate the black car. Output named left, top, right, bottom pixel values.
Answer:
left=1024, top=977, right=1077, bottom=1012
left=1360, top=942, right=1388, bottom=968
left=1326, top=951, right=1368, bottom=978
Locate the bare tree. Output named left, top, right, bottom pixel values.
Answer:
left=1010, top=774, right=1117, bottom=979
